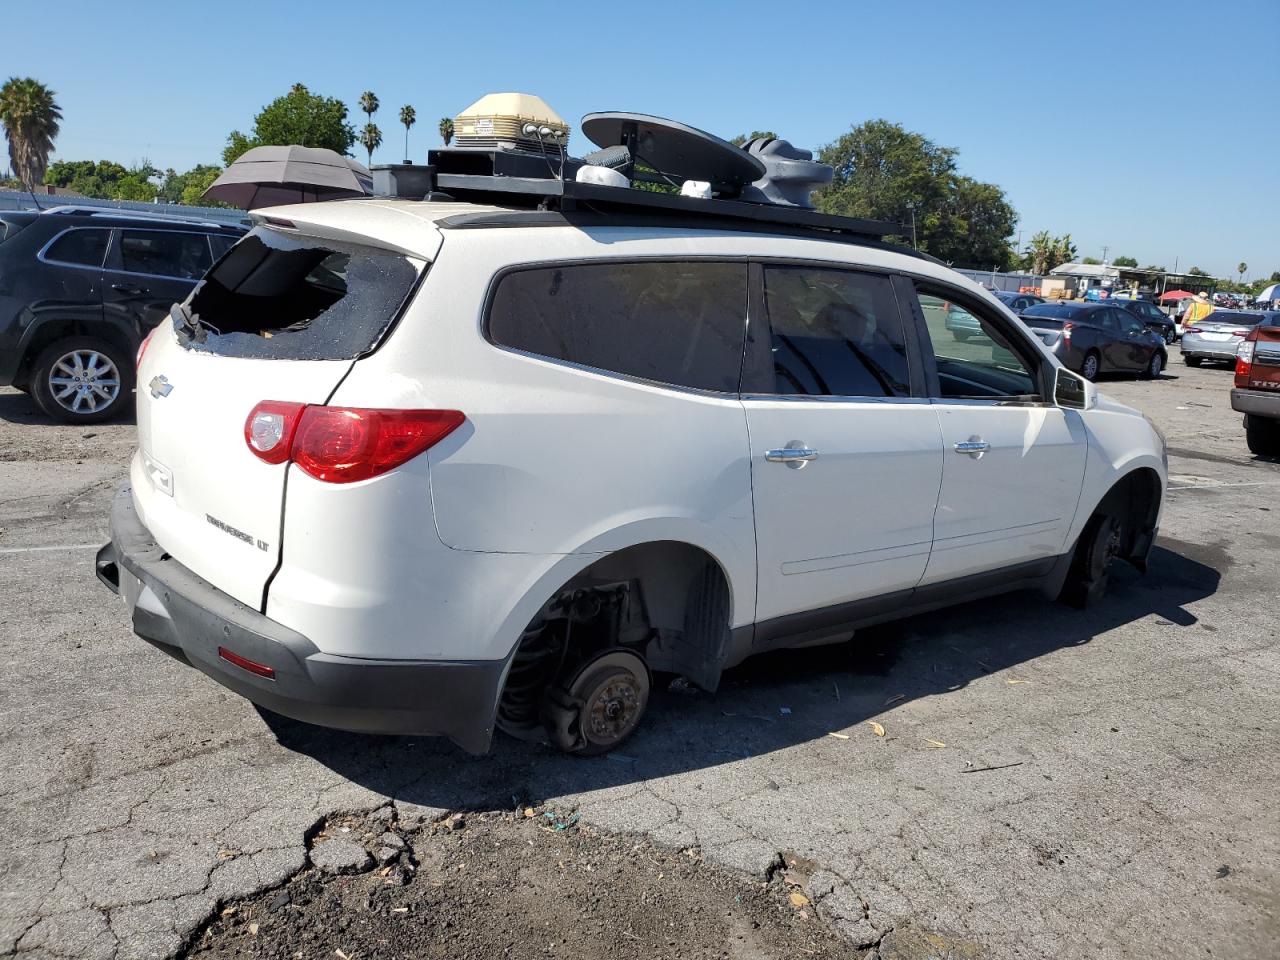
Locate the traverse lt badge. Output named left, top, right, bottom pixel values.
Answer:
left=149, top=375, right=173, bottom=399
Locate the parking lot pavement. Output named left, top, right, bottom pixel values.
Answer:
left=1, top=362, right=1277, bottom=960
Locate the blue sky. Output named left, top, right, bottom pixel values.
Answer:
left=5, top=0, right=1277, bottom=277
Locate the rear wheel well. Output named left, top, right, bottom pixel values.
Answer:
left=16, top=320, right=135, bottom=389
left=496, top=542, right=733, bottom=738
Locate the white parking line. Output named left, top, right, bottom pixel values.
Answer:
left=1168, top=480, right=1280, bottom=491
left=0, top=543, right=103, bottom=555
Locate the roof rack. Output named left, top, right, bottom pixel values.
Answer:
left=41, top=205, right=234, bottom=230
left=432, top=173, right=902, bottom=241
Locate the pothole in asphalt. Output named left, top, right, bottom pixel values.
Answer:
left=183, top=807, right=859, bottom=960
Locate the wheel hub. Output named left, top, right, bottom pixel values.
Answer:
left=48, top=350, right=121, bottom=414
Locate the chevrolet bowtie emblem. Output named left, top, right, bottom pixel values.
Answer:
left=149, top=375, right=173, bottom=399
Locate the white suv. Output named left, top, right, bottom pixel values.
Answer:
left=97, top=198, right=1166, bottom=755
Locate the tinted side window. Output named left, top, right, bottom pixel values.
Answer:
left=119, top=230, right=212, bottom=280
left=45, top=229, right=110, bottom=268
left=209, top=234, right=237, bottom=261
left=915, top=285, right=1040, bottom=400
left=488, top=261, right=747, bottom=392
left=762, top=266, right=910, bottom=398
left=1097, top=309, right=1119, bottom=331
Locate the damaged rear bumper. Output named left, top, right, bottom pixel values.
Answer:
left=96, top=484, right=504, bottom=754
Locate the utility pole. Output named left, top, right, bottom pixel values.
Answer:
left=1101, top=245, right=1109, bottom=265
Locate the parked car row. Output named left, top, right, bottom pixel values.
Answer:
left=0, top=206, right=245, bottom=423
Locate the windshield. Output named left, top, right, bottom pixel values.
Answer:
left=179, top=226, right=424, bottom=360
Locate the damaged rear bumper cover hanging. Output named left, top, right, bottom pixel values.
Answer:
left=94, top=484, right=505, bottom=754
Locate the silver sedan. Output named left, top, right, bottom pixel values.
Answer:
left=1181, top=311, right=1280, bottom=367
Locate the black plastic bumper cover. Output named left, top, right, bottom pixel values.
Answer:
left=97, top=484, right=505, bottom=754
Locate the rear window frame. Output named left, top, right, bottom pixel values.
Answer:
left=177, top=226, right=428, bottom=362
left=37, top=226, right=114, bottom=271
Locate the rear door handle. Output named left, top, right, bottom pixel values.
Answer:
left=111, top=283, right=148, bottom=295
left=954, top=438, right=990, bottom=458
left=765, top=444, right=819, bottom=469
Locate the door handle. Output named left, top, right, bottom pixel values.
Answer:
left=111, top=283, right=148, bottom=295
left=765, top=444, right=819, bottom=469
left=954, top=438, right=990, bottom=458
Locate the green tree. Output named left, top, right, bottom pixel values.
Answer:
left=157, top=164, right=225, bottom=205
left=1238, top=261, right=1248, bottom=283
left=113, top=172, right=158, bottom=202
left=0, top=77, right=62, bottom=191
left=1112, top=255, right=1138, bottom=267
left=223, top=83, right=355, bottom=165
left=438, top=117, right=454, bottom=146
left=814, top=119, right=1016, bottom=267
left=1024, top=231, right=1077, bottom=275
left=730, top=130, right=779, bottom=147
left=359, top=91, right=379, bottom=122
left=181, top=166, right=225, bottom=206
left=360, top=122, right=382, bottom=165
left=1188, top=266, right=1208, bottom=276
left=399, top=104, right=416, bottom=161
left=1081, top=256, right=1101, bottom=265
left=45, top=159, right=131, bottom=198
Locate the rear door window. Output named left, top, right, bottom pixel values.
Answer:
left=757, top=265, right=911, bottom=398
left=487, top=261, right=748, bottom=392
left=44, top=228, right=110, bottom=268
left=118, top=229, right=212, bottom=280
left=182, top=226, right=423, bottom=360
left=208, top=234, right=237, bottom=261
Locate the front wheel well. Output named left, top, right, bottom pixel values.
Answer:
left=1092, top=467, right=1162, bottom=569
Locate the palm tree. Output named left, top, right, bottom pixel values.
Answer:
left=438, top=117, right=454, bottom=147
left=1238, top=262, right=1248, bottom=284
left=360, top=122, right=382, bottom=165
left=359, top=90, right=379, bottom=123
left=399, top=105, right=416, bottom=161
left=0, top=77, right=62, bottom=191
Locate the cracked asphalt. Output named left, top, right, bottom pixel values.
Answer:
left=1, top=361, right=1277, bottom=960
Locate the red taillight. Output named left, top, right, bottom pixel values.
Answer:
left=1236, top=340, right=1255, bottom=387
left=1062, top=322, right=1074, bottom=342
left=1230, top=330, right=1247, bottom=337
left=243, top=402, right=465, bottom=483
left=1183, top=326, right=1201, bottom=334
left=136, top=328, right=156, bottom=369
left=244, top=401, right=306, bottom=464
left=218, top=646, right=276, bottom=680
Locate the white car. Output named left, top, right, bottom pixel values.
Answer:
left=97, top=197, right=1167, bottom=755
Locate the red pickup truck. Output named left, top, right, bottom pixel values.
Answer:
left=1233, top=322, right=1280, bottom=456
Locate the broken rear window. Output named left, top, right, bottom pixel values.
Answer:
left=178, top=226, right=423, bottom=360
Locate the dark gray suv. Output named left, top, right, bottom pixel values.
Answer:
left=0, top=207, right=244, bottom=423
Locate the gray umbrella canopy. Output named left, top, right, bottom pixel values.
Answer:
left=203, top=145, right=372, bottom=210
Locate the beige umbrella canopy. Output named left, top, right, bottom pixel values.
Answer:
left=202, top=145, right=372, bottom=210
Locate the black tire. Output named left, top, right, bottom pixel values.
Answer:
left=1141, top=351, right=1164, bottom=380
left=542, top=649, right=651, bottom=756
left=953, top=331, right=970, bottom=342
left=1081, top=351, right=1101, bottom=382
left=30, top=336, right=133, bottom=424
left=1060, top=511, right=1124, bottom=609
left=1164, top=328, right=1175, bottom=345
left=1183, top=355, right=1202, bottom=367
left=1245, top=415, right=1280, bottom=457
